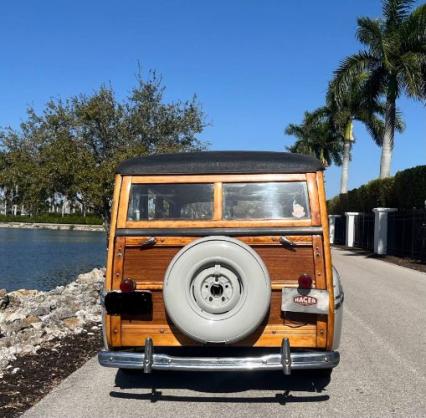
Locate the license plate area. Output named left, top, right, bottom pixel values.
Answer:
left=282, top=288, right=329, bottom=314
left=105, top=291, right=153, bottom=316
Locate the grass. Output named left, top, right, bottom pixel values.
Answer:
left=0, top=213, right=103, bottom=225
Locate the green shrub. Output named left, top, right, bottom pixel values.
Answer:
left=0, top=213, right=103, bottom=225
left=393, top=166, right=426, bottom=209
left=327, top=165, right=425, bottom=214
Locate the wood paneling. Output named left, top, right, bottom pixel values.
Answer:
left=108, top=236, right=126, bottom=346
left=120, top=325, right=317, bottom=348
left=121, top=244, right=315, bottom=287
left=253, top=246, right=315, bottom=284
left=312, top=235, right=326, bottom=289
left=123, top=247, right=179, bottom=284
left=317, top=171, right=335, bottom=350
left=121, top=290, right=317, bottom=326
left=106, top=169, right=333, bottom=350
left=105, top=175, right=122, bottom=347
left=118, top=279, right=320, bottom=348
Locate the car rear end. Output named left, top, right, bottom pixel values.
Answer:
left=98, top=151, right=342, bottom=374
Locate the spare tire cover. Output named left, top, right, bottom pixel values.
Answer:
left=163, top=236, right=271, bottom=344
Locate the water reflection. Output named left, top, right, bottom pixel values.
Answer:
left=0, top=228, right=106, bottom=292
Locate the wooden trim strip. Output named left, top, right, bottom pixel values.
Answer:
left=116, top=226, right=323, bottom=237
left=117, top=176, right=132, bottom=228
left=129, top=173, right=306, bottom=184
left=316, top=171, right=334, bottom=350
left=133, top=282, right=301, bottom=291
left=213, top=182, right=223, bottom=220
left=106, top=175, right=122, bottom=290
left=125, top=219, right=312, bottom=228
left=109, top=236, right=125, bottom=346
left=124, top=235, right=313, bottom=247
left=105, top=175, right=122, bottom=349
left=306, top=173, right=321, bottom=226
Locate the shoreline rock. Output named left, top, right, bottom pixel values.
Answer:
left=0, top=268, right=105, bottom=376
left=0, top=222, right=104, bottom=232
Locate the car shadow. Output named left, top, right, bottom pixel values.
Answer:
left=110, top=370, right=331, bottom=404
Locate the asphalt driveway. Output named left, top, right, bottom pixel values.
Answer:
left=23, top=248, right=426, bottom=417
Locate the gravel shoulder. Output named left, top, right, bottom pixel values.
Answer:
left=0, top=269, right=105, bottom=417
left=0, top=326, right=102, bottom=418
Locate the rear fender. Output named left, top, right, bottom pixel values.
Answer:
left=332, top=267, right=344, bottom=350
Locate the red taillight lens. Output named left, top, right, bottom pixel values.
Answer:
left=298, top=274, right=313, bottom=289
left=120, top=278, right=136, bottom=292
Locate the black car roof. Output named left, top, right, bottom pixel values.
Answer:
left=116, top=151, right=323, bottom=175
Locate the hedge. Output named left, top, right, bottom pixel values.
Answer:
left=327, top=165, right=426, bottom=215
left=0, top=213, right=103, bottom=225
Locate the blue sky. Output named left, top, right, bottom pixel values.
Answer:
left=0, top=0, right=424, bottom=198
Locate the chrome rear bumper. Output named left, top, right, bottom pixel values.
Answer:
left=98, top=340, right=339, bottom=373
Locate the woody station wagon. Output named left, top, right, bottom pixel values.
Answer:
left=98, top=151, right=343, bottom=375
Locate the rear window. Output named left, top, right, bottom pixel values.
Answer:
left=223, top=182, right=310, bottom=220
left=128, top=184, right=214, bottom=221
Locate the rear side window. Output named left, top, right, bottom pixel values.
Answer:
left=128, top=183, right=214, bottom=221
left=223, top=182, right=310, bottom=220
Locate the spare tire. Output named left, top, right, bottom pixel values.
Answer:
left=163, top=236, right=271, bottom=344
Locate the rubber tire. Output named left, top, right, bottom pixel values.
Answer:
left=163, top=236, right=271, bottom=344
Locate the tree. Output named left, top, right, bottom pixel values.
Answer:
left=333, top=0, right=426, bottom=178
left=285, top=108, right=343, bottom=167
left=285, top=74, right=404, bottom=194
left=0, top=120, right=51, bottom=215
left=327, top=73, right=404, bottom=193
left=0, top=71, right=207, bottom=227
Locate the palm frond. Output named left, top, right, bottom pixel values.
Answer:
left=363, top=65, right=387, bottom=103
left=398, top=51, right=426, bottom=97
left=333, top=52, right=378, bottom=102
left=357, top=17, right=385, bottom=54
left=383, top=0, right=415, bottom=30
left=284, top=123, right=305, bottom=139
left=285, top=109, right=343, bottom=167
left=395, top=108, right=405, bottom=132
left=364, top=116, right=385, bottom=146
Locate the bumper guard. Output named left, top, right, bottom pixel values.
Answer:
left=98, top=338, right=340, bottom=374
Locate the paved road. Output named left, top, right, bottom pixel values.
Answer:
left=23, top=248, right=426, bottom=418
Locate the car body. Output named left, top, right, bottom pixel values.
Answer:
left=98, top=151, right=343, bottom=375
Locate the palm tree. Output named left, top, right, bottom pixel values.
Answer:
left=327, top=73, right=404, bottom=193
left=285, top=109, right=343, bottom=167
left=286, top=77, right=404, bottom=193
left=333, top=0, right=426, bottom=178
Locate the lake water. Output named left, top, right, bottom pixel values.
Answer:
left=0, top=228, right=106, bottom=292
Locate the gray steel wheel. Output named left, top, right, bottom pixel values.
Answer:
left=163, top=236, right=271, bottom=343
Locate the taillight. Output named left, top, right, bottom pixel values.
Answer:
left=298, top=274, right=313, bottom=289
left=120, top=278, right=136, bottom=292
